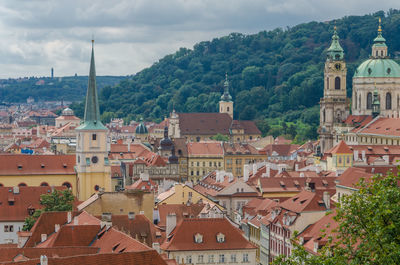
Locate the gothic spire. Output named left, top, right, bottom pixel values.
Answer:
left=77, top=39, right=106, bottom=130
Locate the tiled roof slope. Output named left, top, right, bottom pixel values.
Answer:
left=0, top=186, right=66, bottom=222
left=0, top=155, right=75, bottom=175
left=161, top=218, right=256, bottom=251
left=178, top=113, right=232, bottom=135
left=0, top=250, right=167, bottom=265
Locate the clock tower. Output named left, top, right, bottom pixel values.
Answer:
left=75, top=40, right=111, bottom=201
left=319, top=27, right=350, bottom=153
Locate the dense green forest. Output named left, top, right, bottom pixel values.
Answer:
left=74, top=10, right=400, bottom=142
left=0, top=76, right=126, bottom=102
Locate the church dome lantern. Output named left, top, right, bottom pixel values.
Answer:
left=326, top=26, right=344, bottom=61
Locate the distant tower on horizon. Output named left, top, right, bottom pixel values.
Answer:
left=51, top=67, right=54, bottom=79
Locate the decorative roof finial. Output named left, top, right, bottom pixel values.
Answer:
left=378, top=17, right=382, bottom=33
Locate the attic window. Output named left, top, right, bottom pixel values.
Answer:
left=368, top=68, right=372, bottom=75
left=194, top=233, right=203, bottom=243
left=367, top=146, right=372, bottom=151
left=41, top=164, right=45, bottom=168
left=293, top=180, right=300, bottom=187
left=384, top=147, right=389, bottom=152
left=280, top=181, right=285, bottom=187
left=112, top=243, right=120, bottom=252
left=300, top=200, right=307, bottom=204
left=387, top=68, right=391, bottom=74
left=17, top=165, right=22, bottom=170
left=216, top=233, right=225, bottom=243
left=63, top=163, right=67, bottom=168
left=322, top=180, right=328, bottom=186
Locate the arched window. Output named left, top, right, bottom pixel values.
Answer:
left=40, top=182, right=49, bottom=186
left=326, top=77, right=329, bottom=89
left=376, top=51, right=378, bottom=57
left=227, top=107, right=229, bottom=112
left=386, top=92, right=392, bottom=110
left=381, top=50, right=384, bottom=56
left=18, top=183, right=27, bottom=187
left=62, top=182, right=72, bottom=189
left=354, top=93, right=357, bottom=109
left=367, top=92, right=372, bottom=109
left=335, top=77, right=340, bottom=90
left=358, top=95, right=361, bottom=110
left=323, top=109, right=326, bottom=123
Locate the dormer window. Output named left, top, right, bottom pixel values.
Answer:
left=194, top=233, right=203, bottom=243
left=216, top=233, right=225, bottom=243
left=92, top=134, right=97, bottom=141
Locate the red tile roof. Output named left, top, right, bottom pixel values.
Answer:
left=187, top=141, right=223, bottom=156
left=279, top=190, right=332, bottom=213
left=178, top=113, right=233, bottom=135
left=222, top=142, right=260, bottom=155
left=0, top=186, right=66, bottom=222
left=161, top=218, right=256, bottom=251
left=260, top=144, right=299, bottom=156
left=0, top=250, right=167, bottom=265
left=326, top=141, right=352, bottom=154
left=156, top=203, right=205, bottom=228
left=357, top=117, right=400, bottom=136
left=0, top=155, right=75, bottom=175
left=258, top=177, right=336, bottom=195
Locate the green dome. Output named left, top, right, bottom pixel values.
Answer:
left=135, top=119, right=148, bottom=134
left=353, top=58, right=400, bottom=78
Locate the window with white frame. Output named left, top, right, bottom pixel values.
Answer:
left=230, top=253, right=236, bottom=262
left=219, top=254, right=225, bottom=263
left=216, top=232, right=225, bottom=243
left=198, top=255, right=204, bottom=263
left=194, top=233, right=203, bottom=243
left=186, top=255, right=192, bottom=264
left=242, top=253, right=249, bottom=262
left=208, top=255, right=214, bottom=263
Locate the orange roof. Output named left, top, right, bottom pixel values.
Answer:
left=187, top=141, right=223, bottom=156
left=279, top=190, right=332, bottom=213
left=326, top=141, right=352, bottom=154
left=156, top=203, right=205, bottom=228
left=357, top=117, right=400, bottom=136
left=0, top=154, right=75, bottom=176
left=161, top=218, right=256, bottom=251
left=0, top=186, right=66, bottom=222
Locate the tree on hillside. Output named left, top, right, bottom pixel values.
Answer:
left=274, top=171, right=400, bottom=264
left=23, top=189, right=75, bottom=231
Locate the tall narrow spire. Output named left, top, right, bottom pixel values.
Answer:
left=327, top=25, right=344, bottom=61
left=77, top=39, right=106, bottom=130
left=221, top=73, right=232, bottom=101
left=372, top=17, right=387, bottom=58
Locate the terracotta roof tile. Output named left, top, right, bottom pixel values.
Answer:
left=161, top=218, right=256, bottom=251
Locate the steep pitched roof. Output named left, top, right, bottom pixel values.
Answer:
left=326, top=140, right=352, bottom=154
left=178, top=113, right=232, bottom=135
left=161, top=218, right=256, bottom=251
left=278, top=190, right=331, bottom=213
left=0, top=186, right=66, bottom=222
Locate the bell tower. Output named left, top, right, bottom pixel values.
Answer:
left=219, top=73, right=233, bottom=119
left=319, top=27, right=350, bottom=153
left=75, top=40, right=111, bottom=201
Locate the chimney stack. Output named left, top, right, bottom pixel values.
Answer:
left=361, top=150, right=366, bottom=162
left=353, top=150, right=359, bottom=161
left=40, top=255, right=48, bottom=265
left=67, top=211, right=72, bottom=223
left=73, top=216, right=79, bottom=225
left=323, top=191, right=330, bottom=209
left=252, top=163, right=258, bottom=176
left=41, top=234, right=47, bottom=242
left=55, top=224, right=60, bottom=233
left=266, top=166, right=270, bottom=178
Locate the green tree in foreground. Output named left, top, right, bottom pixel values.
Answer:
left=23, top=189, right=74, bottom=231
left=274, top=171, right=400, bottom=264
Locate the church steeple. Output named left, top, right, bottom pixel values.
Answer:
left=221, top=73, right=232, bottom=102
left=219, top=73, right=233, bottom=118
left=372, top=17, right=388, bottom=58
left=327, top=26, right=344, bottom=61
left=78, top=39, right=106, bottom=130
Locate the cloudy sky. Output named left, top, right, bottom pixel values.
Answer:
left=0, top=0, right=398, bottom=78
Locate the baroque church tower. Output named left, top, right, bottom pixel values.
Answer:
left=219, top=73, right=233, bottom=119
left=319, top=27, right=350, bottom=153
left=76, top=40, right=111, bottom=201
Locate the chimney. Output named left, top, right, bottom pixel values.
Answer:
left=152, top=242, right=161, bottom=253
left=54, top=224, right=60, bottom=233
left=266, top=166, right=270, bottom=178
left=361, top=150, right=366, bottom=162
left=166, top=213, right=177, bottom=236
left=67, top=211, right=72, bottom=223
left=354, top=150, right=359, bottom=161
left=40, top=255, right=48, bottom=265
left=243, top=165, right=249, bottom=182
left=41, top=234, right=47, bottom=242
left=128, top=143, right=131, bottom=152
left=315, top=167, right=321, bottom=174
left=300, top=172, right=305, bottom=178
left=313, top=241, right=319, bottom=253
left=228, top=173, right=234, bottom=182
left=128, top=212, right=135, bottom=220
left=101, top=212, right=112, bottom=222
left=295, top=164, right=299, bottom=171
left=140, top=172, right=149, bottom=181
left=323, top=191, right=330, bottom=209
left=13, top=186, right=19, bottom=194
